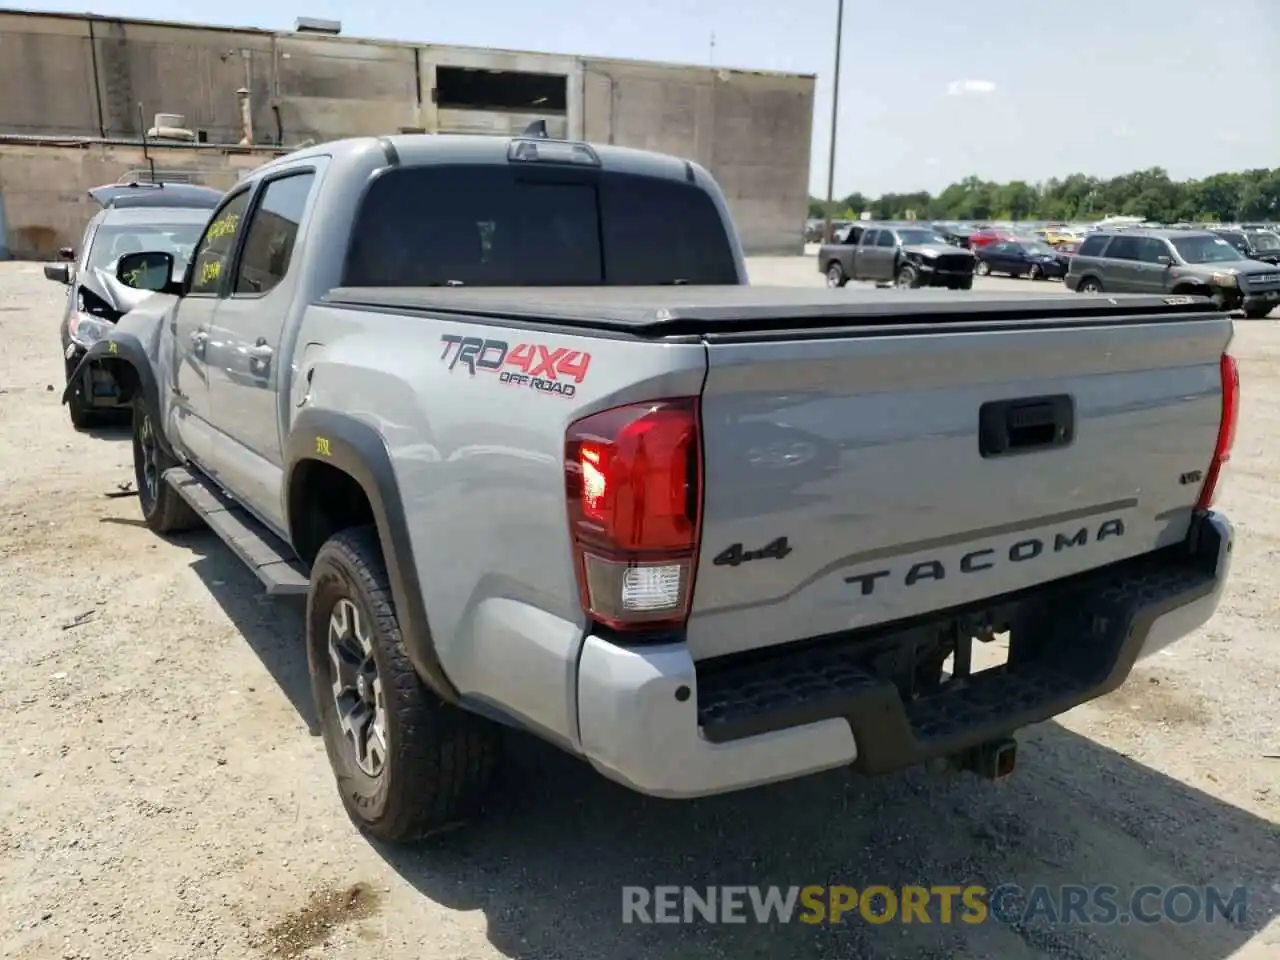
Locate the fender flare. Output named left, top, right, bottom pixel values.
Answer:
left=283, top=407, right=459, bottom=703
left=61, top=331, right=170, bottom=454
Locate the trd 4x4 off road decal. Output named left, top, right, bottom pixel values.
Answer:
left=439, top=334, right=591, bottom=398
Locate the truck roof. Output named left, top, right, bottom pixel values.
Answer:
left=324, top=285, right=1219, bottom=339
left=251, top=133, right=700, bottom=187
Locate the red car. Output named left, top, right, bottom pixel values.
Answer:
left=967, top=228, right=1017, bottom=249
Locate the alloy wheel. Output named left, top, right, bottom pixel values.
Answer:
left=137, top=413, right=160, bottom=507
left=328, top=598, right=388, bottom=778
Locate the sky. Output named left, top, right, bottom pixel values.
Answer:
left=13, top=0, right=1280, bottom=197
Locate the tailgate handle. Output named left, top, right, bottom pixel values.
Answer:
left=979, top=394, right=1074, bottom=457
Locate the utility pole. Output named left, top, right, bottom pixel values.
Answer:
left=822, top=0, right=845, bottom=244
left=710, top=32, right=716, bottom=66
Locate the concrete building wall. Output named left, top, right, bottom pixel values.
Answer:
left=581, top=59, right=814, bottom=254
left=0, top=11, right=815, bottom=254
left=0, top=142, right=281, bottom=258
left=0, top=13, right=101, bottom=136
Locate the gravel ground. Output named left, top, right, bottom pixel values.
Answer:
left=0, top=259, right=1277, bottom=960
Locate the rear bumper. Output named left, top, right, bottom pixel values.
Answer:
left=575, top=512, right=1231, bottom=798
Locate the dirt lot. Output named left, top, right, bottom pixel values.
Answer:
left=0, top=259, right=1276, bottom=960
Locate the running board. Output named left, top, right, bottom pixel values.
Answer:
left=163, top=466, right=309, bottom=596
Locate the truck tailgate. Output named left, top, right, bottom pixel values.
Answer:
left=688, top=314, right=1231, bottom=661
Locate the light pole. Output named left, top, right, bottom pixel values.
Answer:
left=822, top=0, right=845, bottom=244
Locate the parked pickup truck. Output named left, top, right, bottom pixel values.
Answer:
left=68, top=132, right=1237, bottom=843
left=819, top=222, right=976, bottom=289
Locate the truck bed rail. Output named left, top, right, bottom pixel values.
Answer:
left=321, top=285, right=1222, bottom=340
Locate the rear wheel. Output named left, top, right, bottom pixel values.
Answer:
left=825, top=262, right=848, bottom=288
left=132, top=397, right=202, bottom=534
left=1243, top=304, right=1273, bottom=320
left=953, top=277, right=974, bottom=291
left=308, top=527, right=501, bottom=842
left=975, top=260, right=991, bottom=276
left=1077, top=277, right=1103, bottom=293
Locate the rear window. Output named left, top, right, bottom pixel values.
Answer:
left=1076, top=235, right=1110, bottom=257
left=343, top=165, right=738, bottom=287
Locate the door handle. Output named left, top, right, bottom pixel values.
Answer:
left=979, top=394, right=1075, bottom=457
left=247, top=337, right=273, bottom=377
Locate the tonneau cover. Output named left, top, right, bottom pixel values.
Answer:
left=322, top=285, right=1218, bottom=337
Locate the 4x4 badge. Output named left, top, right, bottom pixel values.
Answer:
left=713, top=537, right=793, bottom=568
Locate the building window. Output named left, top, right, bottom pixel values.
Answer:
left=435, top=67, right=567, bottom=114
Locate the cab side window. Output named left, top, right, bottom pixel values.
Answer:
left=234, top=172, right=316, bottom=296
left=860, top=230, right=879, bottom=247
left=188, top=190, right=252, bottom=296
left=877, top=231, right=896, bottom=248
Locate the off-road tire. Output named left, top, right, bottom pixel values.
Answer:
left=825, top=261, right=848, bottom=288
left=975, top=260, right=991, bottom=276
left=953, top=277, right=974, bottom=291
left=895, top=265, right=920, bottom=289
left=1244, top=304, right=1274, bottom=320
left=308, top=526, right=501, bottom=843
left=132, top=397, right=201, bottom=534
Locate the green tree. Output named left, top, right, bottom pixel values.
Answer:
left=809, top=164, right=1280, bottom=225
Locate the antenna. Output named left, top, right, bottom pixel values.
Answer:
left=710, top=32, right=716, bottom=65
left=520, top=119, right=549, bottom=138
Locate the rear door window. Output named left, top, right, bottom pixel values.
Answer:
left=343, top=165, right=737, bottom=287
left=1076, top=235, right=1110, bottom=257
left=1104, top=236, right=1140, bottom=260
left=234, top=171, right=315, bottom=295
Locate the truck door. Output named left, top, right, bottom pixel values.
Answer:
left=1099, top=235, right=1143, bottom=291
left=206, top=167, right=319, bottom=534
left=170, top=187, right=253, bottom=472
left=1134, top=237, right=1173, bottom=294
left=856, top=229, right=880, bottom=279
left=874, top=228, right=898, bottom=280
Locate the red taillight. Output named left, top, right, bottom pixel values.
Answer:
left=565, top=398, right=702, bottom=631
left=1196, top=353, right=1239, bottom=511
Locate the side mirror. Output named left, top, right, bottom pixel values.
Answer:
left=43, top=263, right=71, bottom=285
left=116, top=250, right=175, bottom=292
left=1156, top=255, right=1173, bottom=267
left=58, top=246, right=75, bottom=261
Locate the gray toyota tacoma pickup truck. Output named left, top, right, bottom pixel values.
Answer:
left=68, top=132, right=1238, bottom=843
